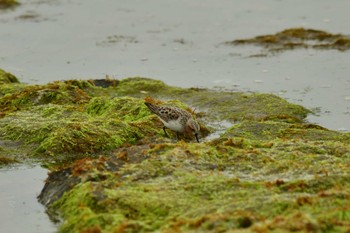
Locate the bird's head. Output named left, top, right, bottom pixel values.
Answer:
left=186, top=119, right=200, bottom=142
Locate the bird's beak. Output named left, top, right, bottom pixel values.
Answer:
left=195, top=133, right=199, bottom=143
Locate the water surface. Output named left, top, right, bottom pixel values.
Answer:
left=0, top=165, right=57, bottom=233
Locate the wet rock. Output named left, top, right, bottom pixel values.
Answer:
left=90, top=78, right=119, bottom=88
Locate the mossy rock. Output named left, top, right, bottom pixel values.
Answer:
left=223, top=120, right=350, bottom=142
left=0, top=76, right=311, bottom=163
left=0, top=81, right=92, bottom=113
left=113, top=77, right=310, bottom=123
left=115, top=77, right=169, bottom=96
left=0, top=148, right=17, bottom=166
left=0, top=98, right=158, bottom=159
left=0, top=69, right=19, bottom=84
left=1, top=73, right=349, bottom=232
left=43, top=137, right=350, bottom=232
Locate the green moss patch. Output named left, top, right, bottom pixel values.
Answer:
left=48, top=137, right=350, bottom=232
left=0, top=74, right=310, bottom=162
left=113, top=78, right=310, bottom=124
left=0, top=69, right=19, bottom=84
left=0, top=81, right=91, bottom=113
left=0, top=99, right=157, bottom=159
left=223, top=120, right=350, bottom=142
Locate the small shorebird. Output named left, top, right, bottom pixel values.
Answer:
left=145, top=102, right=200, bottom=142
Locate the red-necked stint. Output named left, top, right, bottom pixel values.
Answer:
left=145, top=102, right=200, bottom=142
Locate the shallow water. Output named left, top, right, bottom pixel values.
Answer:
left=0, top=1, right=349, bottom=232
left=0, top=165, right=57, bottom=233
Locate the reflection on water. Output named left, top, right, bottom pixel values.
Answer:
left=0, top=165, right=57, bottom=233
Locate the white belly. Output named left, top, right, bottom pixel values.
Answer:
left=159, top=117, right=185, bottom=133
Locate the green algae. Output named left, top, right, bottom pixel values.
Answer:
left=0, top=146, right=18, bottom=166
left=86, top=96, right=151, bottom=122
left=0, top=75, right=162, bottom=160
left=42, top=101, right=349, bottom=232
left=45, top=125, right=349, bottom=232
left=223, top=120, right=350, bottom=142
left=0, top=76, right=309, bottom=161
left=0, top=69, right=19, bottom=84
left=0, top=99, right=154, bottom=158
left=115, top=77, right=171, bottom=96
left=113, top=77, right=310, bottom=124
left=0, top=81, right=91, bottom=113
left=50, top=139, right=350, bottom=232
left=0, top=79, right=207, bottom=160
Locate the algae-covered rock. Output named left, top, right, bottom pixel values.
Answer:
left=0, top=80, right=91, bottom=113
left=0, top=77, right=310, bottom=162
left=114, top=77, right=310, bottom=123
left=1, top=73, right=349, bottom=232
left=41, top=137, right=350, bottom=232
left=223, top=120, right=350, bottom=142
left=0, top=69, right=26, bottom=99
left=0, top=98, right=158, bottom=159
left=0, top=68, right=19, bottom=84
left=0, top=145, right=18, bottom=166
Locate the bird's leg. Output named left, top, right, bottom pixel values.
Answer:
left=195, top=133, right=199, bottom=143
left=163, top=126, right=169, bottom=137
left=176, top=132, right=179, bottom=140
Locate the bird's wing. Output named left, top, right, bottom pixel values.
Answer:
left=157, top=106, right=184, bottom=121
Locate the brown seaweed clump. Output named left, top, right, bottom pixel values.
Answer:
left=0, top=69, right=19, bottom=84
left=226, top=28, right=350, bottom=55
left=0, top=0, right=19, bottom=9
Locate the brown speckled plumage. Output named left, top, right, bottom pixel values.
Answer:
left=145, top=102, right=200, bottom=142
